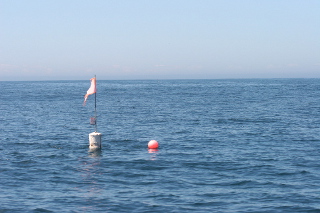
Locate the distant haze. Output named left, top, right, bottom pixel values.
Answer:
left=1, top=0, right=319, bottom=81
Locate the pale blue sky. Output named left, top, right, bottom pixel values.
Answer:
left=1, top=0, right=319, bottom=80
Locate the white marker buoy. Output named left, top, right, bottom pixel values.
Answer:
left=89, top=132, right=102, bottom=149
left=84, top=76, right=103, bottom=150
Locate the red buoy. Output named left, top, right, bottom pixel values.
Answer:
left=148, top=140, right=159, bottom=149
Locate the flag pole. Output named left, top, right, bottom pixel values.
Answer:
left=88, top=74, right=101, bottom=150
left=94, top=75, right=97, bottom=132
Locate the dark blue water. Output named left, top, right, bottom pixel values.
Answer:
left=1, top=79, right=320, bottom=212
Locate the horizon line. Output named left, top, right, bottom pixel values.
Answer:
left=1, top=77, right=320, bottom=82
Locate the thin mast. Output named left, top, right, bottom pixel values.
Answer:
left=94, top=75, right=97, bottom=132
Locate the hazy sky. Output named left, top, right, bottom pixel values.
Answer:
left=1, top=0, right=319, bottom=80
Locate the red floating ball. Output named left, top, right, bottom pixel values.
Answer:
left=148, top=140, right=159, bottom=149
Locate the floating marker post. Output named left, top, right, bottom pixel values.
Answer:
left=84, top=75, right=102, bottom=150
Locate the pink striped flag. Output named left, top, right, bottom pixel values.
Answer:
left=83, top=77, right=96, bottom=105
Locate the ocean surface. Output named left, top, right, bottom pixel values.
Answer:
left=1, top=79, right=320, bottom=213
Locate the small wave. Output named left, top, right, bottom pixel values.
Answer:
left=32, top=208, right=54, bottom=213
left=276, top=170, right=310, bottom=176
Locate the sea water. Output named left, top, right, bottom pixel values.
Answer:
left=0, top=79, right=320, bottom=212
